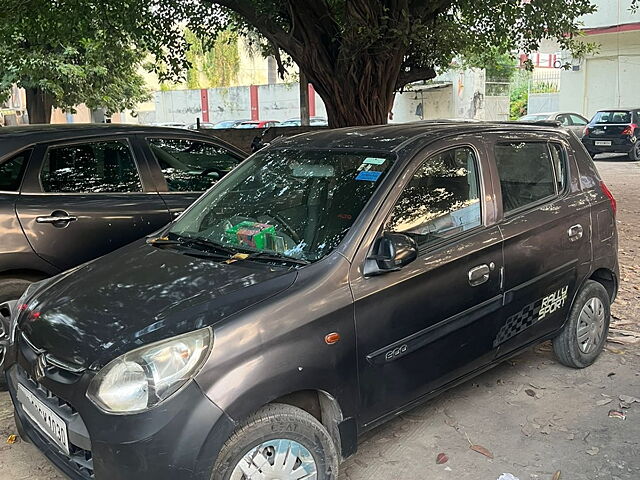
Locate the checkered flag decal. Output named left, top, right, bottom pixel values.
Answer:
left=493, top=299, right=543, bottom=347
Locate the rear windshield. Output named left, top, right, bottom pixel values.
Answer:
left=593, top=111, right=632, bottom=124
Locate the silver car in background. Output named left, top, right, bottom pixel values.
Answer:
left=519, top=112, right=589, bottom=137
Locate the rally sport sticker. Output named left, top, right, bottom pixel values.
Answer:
left=493, top=285, right=568, bottom=347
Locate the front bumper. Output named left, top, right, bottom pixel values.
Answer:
left=6, top=355, right=235, bottom=479
left=582, top=136, right=635, bottom=154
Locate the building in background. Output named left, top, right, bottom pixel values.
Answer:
left=560, top=0, right=640, bottom=117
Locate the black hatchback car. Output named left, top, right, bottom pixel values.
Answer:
left=582, top=108, right=640, bottom=160
left=0, top=124, right=245, bottom=303
left=3, top=122, right=618, bottom=480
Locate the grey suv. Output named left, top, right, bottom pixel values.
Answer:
left=3, top=122, right=618, bottom=480
left=0, top=124, right=245, bottom=303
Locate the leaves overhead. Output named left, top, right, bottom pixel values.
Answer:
left=0, top=0, right=609, bottom=126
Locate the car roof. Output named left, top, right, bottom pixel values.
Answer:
left=273, top=120, right=570, bottom=153
left=0, top=123, right=245, bottom=158
left=595, top=108, right=639, bottom=112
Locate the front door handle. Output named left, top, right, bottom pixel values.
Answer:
left=36, top=210, right=78, bottom=228
left=468, top=263, right=493, bottom=286
left=568, top=224, right=583, bottom=242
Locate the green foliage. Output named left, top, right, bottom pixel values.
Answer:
left=509, top=71, right=531, bottom=120
left=184, top=29, right=240, bottom=89
left=0, top=0, right=605, bottom=126
left=0, top=1, right=153, bottom=116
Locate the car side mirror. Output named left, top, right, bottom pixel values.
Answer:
left=364, top=232, right=418, bottom=276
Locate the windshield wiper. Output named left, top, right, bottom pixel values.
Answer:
left=243, top=251, right=310, bottom=266
left=176, top=235, right=238, bottom=256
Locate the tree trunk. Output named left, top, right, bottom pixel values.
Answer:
left=25, top=87, right=54, bottom=124
left=305, top=55, right=404, bottom=128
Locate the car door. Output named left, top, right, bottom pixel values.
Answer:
left=349, top=140, right=505, bottom=427
left=140, top=135, right=245, bottom=219
left=492, top=133, right=592, bottom=357
left=16, top=137, right=171, bottom=271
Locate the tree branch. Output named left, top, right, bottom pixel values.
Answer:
left=206, top=0, right=302, bottom=57
left=395, top=65, right=437, bottom=90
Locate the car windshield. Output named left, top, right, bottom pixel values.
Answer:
left=593, top=111, right=632, bottom=124
left=169, top=148, right=395, bottom=263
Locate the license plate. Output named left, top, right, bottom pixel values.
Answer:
left=17, top=384, right=69, bottom=454
left=595, top=141, right=612, bottom=146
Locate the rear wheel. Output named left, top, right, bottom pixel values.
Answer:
left=552, top=280, right=610, bottom=368
left=212, top=403, right=338, bottom=480
left=628, top=141, right=640, bottom=161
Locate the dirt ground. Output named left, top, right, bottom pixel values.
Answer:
left=1, top=156, right=638, bottom=480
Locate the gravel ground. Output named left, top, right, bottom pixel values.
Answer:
left=0, top=156, right=638, bottom=480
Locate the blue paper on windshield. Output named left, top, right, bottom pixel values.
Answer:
left=356, top=171, right=382, bottom=182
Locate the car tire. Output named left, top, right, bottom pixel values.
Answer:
left=552, top=280, right=610, bottom=369
left=0, top=278, right=32, bottom=304
left=628, top=142, right=640, bottom=161
left=211, top=403, right=339, bottom=480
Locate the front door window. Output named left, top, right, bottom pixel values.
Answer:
left=387, top=146, right=482, bottom=248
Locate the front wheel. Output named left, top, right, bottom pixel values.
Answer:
left=628, top=141, right=640, bottom=161
left=212, top=403, right=339, bottom=480
left=552, top=280, right=610, bottom=368
left=0, top=278, right=32, bottom=304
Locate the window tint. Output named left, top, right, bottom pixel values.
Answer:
left=388, top=147, right=482, bottom=247
left=0, top=150, right=31, bottom=192
left=570, top=114, right=587, bottom=126
left=148, top=138, right=242, bottom=192
left=41, top=141, right=141, bottom=193
left=495, top=142, right=557, bottom=213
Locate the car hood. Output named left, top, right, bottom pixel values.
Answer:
left=18, top=241, right=297, bottom=369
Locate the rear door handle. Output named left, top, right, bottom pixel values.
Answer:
left=468, top=263, right=493, bottom=286
left=568, top=224, right=583, bottom=242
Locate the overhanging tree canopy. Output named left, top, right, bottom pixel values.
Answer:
left=204, top=0, right=602, bottom=127
left=4, top=1, right=630, bottom=126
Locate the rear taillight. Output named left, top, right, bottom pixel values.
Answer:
left=584, top=127, right=590, bottom=136
left=600, top=181, right=617, bottom=217
left=621, top=124, right=637, bottom=136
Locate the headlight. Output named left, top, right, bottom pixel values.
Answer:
left=86, top=328, right=213, bottom=414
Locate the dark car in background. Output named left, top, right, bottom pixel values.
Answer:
left=0, top=124, right=245, bottom=303
left=3, top=122, right=618, bottom=479
left=582, top=108, right=640, bottom=160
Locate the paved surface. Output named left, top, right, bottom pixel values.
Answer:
left=1, top=156, right=639, bottom=480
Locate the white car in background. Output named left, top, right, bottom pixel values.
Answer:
left=518, top=112, right=589, bottom=137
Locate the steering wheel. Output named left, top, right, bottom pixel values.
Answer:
left=269, top=212, right=301, bottom=244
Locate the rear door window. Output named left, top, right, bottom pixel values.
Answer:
left=0, top=149, right=31, bottom=192
left=495, top=142, right=558, bottom=213
left=41, top=140, right=142, bottom=193
left=147, top=138, right=243, bottom=192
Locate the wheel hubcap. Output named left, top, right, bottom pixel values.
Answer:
left=230, top=439, right=318, bottom=480
left=576, top=297, right=606, bottom=354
